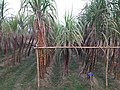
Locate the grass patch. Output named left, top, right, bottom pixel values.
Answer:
left=0, top=54, right=36, bottom=90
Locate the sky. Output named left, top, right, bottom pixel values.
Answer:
left=6, top=0, right=89, bottom=21
left=55, top=0, right=89, bottom=21
left=6, top=0, right=21, bottom=15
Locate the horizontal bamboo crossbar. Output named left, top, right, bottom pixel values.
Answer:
left=34, top=46, right=120, bottom=49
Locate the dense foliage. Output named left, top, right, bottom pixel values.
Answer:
left=1, top=0, right=120, bottom=90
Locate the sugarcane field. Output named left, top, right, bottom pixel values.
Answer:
left=1, top=0, right=120, bottom=90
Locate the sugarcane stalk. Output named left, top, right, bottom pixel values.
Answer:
left=64, top=48, right=69, bottom=75
left=27, top=36, right=34, bottom=56
left=25, top=35, right=33, bottom=57
left=44, top=49, right=47, bottom=70
left=17, top=35, right=24, bottom=63
left=39, top=48, right=43, bottom=79
left=22, top=36, right=28, bottom=57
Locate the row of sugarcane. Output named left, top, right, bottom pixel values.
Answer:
left=0, top=33, right=35, bottom=66
left=80, top=42, right=120, bottom=90
left=20, top=0, right=120, bottom=90
left=35, top=12, right=120, bottom=90
left=35, top=35, right=120, bottom=89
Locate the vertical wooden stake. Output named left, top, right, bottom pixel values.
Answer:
left=36, top=47, right=40, bottom=89
left=106, top=49, right=109, bottom=90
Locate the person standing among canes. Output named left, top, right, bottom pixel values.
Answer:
left=87, top=72, right=94, bottom=90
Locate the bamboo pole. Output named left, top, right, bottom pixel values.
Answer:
left=34, top=46, right=120, bottom=49
left=106, top=49, right=109, bottom=90
left=35, top=46, right=40, bottom=89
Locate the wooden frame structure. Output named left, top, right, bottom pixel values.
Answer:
left=34, top=46, right=120, bottom=88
